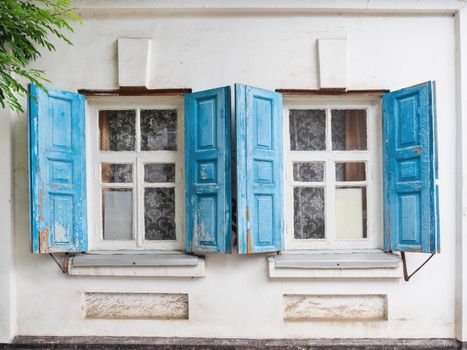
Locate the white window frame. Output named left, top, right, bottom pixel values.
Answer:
left=86, top=96, right=185, bottom=251
left=283, top=96, right=383, bottom=250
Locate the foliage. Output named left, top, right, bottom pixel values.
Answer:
left=0, top=0, right=81, bottom=112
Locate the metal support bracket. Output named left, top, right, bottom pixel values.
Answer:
left=400, top=251, right=435, bottom=282
left=49, top=253, right=70, bottom=273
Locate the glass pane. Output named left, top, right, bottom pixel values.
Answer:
left=335, top=162, right=366, bottom=182
left=99, top=110, right=136, bottom=151
left=294, top=187, right=325, bottom=239
left=145, top=188, right=176, bottom=240
left=144, top=163, right=176, bottom=183
left=102, top=163, right=133, bottom=183
left=102, top=189, right=134, bottom=240
left=293, top=162, right=325, bottom=182
left=335, top=187, right=367, bottom=239
left=289, top=109, right=326, bottom=151
left=141, top=109, right=178, bottom=151
left=331, top=109, right=367, bottom=150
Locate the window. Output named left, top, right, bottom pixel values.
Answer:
left=283, top=97, right=383, bottom=250
left=87, top=97, right=185, bottom=251
left=29, top=82, right=438, bottom=256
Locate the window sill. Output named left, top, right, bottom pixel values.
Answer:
left=68, top=251, right=205, bottom=277
left=267, top=249, right=402, bottom=279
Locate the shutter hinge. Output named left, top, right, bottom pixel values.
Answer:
left=246, top=207, right=250, bottom=221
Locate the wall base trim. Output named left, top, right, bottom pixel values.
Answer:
left=0, top=336, right=463, bottom=349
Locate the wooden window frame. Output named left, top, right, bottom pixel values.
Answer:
left=86, top=96, right=185, bottom=251
left=283, top=96, right=383, bottom=250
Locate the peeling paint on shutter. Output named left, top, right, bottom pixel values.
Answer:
left=383, top=81, right=439, bottom=253
left=29, top=84, right=87, bottom=253
left=236, top=84, right=283, bottom=254
left=184, top=87, right=232, bottom=253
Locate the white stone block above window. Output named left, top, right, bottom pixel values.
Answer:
left=318, top=38, right=348, bottom=89
left=118, top=38, right=151, bottom=87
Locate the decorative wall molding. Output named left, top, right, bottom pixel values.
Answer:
left=73, top=0, right=465, bottom=15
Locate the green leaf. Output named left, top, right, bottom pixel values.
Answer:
left=0, top=0, right=81, bottom=113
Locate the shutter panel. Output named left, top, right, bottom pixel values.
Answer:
left=29, top=84, right=87, bottom=253
left=236, top=84, right=283, bottom=254
left=383, top=81, right=439, bottom=253
left=185, top=87, right=232, bottom=254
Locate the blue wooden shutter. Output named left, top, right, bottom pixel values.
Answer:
left=29, top=84, right=87, bottom=253
left=236, top=84, right=283, bottom=254
left=185, top=87, right=232, bottom=254
left=383, top=81, right=439, bottom=253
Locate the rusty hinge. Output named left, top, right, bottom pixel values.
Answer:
left=246, top=207, right=250, bottom=221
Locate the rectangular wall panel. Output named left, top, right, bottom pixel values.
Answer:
left=283, top=294, right=387, bottom=321
left=83, top=292, right=189, bottom=320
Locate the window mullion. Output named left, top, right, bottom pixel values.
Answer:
left=136, top=108, right=141, bottom=153
left=97, top=152, right=137, bottom=163
left=335, top=181, right=368, bottom=187
left=144, top=182, right=176, bottom=188
left=326, top=107, right=332, bottom=152
left=326, top=108, right=336, bottom=242
left=177, top=104, right=185, bottom=246
left=100, top=183, right=134, bottom=189
left=136, top=156, right=144, bottom=248
left=135, top=108, right=142, bottom=248
left=326, top=157, right=336, bottom=242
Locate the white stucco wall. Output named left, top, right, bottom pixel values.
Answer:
left=0, top=2, right=462, bottom=340
left=0, top=108, right=15, bottom=343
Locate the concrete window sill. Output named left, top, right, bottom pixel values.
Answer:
left=268, top=249, right=402, bottom=279
left=68, top=251, right=205, bottom=277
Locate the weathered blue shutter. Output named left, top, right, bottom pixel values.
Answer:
left=29, top=84, right=87, bottom=253
left=236, top=84, right=283, bottom=254
left=185, top=87, right=232, bottom=254
left=383, top=81, right=439, bottom=253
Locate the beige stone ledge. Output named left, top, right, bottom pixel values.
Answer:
left=283, top=294, right=388, bottom=321
left=83, top=292, right=189, bottom=320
